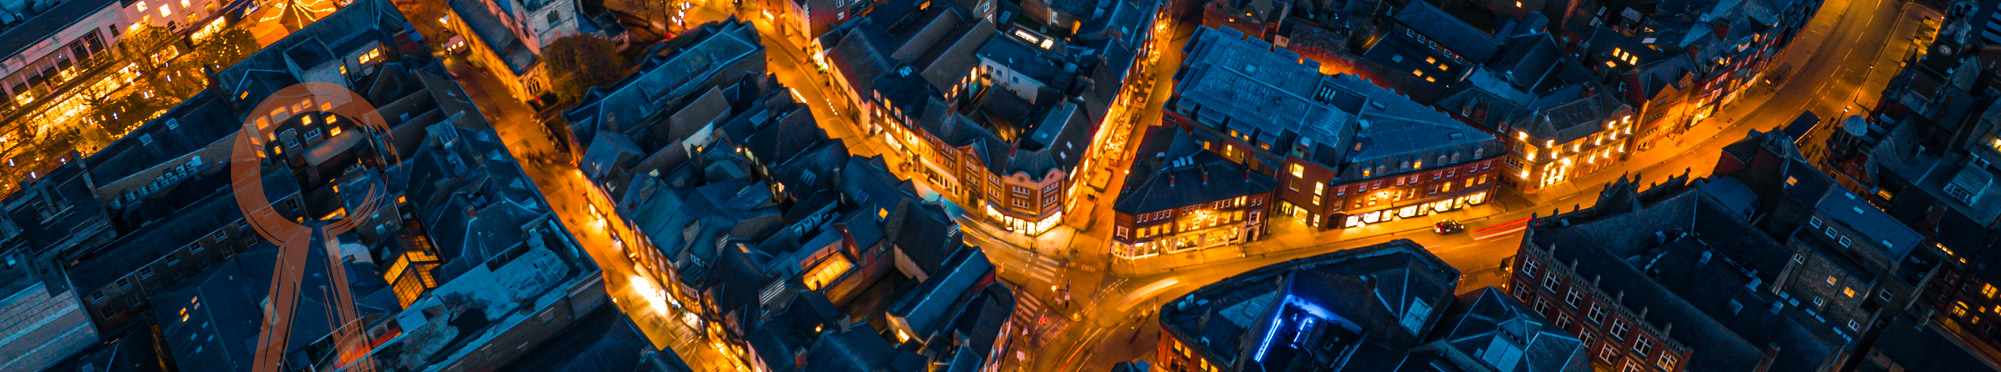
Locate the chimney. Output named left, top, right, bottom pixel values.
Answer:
left=1199, top=162, right=1210, bottom=185
left=1638, top=307, right=1650, bottom=319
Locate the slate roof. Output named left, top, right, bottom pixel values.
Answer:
left=83, top=93, right=242, bottom=189
left=974, top=32, right=1073, bottom=89
left=451, top=0, right=537, bottom=74
left=1861, top=314, right=2001, bottom=371
left=1341, top=74, right=1499, bottom=166
left=0, top=0, right=120, bottom=65
left=1, top=162, right=108, bottom=255
left=1160, top=240, right=1460, bottom=369
left=37, top=322, right=165, bottom=372
left=219, top=0, right=408, bottom=96
left=151, top=246, right=380, bottom=372
left=882, top=198, right=963, bottom=276
left=1174, top=26, right=1354, bottom=168
left=802, top=327, right=905, bottom=372
left=1114, top=126, right=1275, bottom=215
left=1426, top=287, right=1591, bottom=372
left=1811, top=189, right=1922, bottom=260
left=563, top=20, right=761, bottom=144
left=1393, top=0, right=1502, bottom=63
left=887, top=245, right=993, bottom=340
left=69, top=166, right=299, bottom=295
left=1517, top=86, right=1627, bottom=143
left=497, top=305, right=653, bottom=372
left=1533, top=190, right=1844, bottom=371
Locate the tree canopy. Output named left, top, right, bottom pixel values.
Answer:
left=543, top=35, right=628, bottom=104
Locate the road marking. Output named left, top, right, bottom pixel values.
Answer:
left=1120, top=278, right=1180, bottom=313
left=1471, top=217, right=1530, bottom=234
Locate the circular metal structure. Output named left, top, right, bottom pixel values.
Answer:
left=229, top=81, right=397, bottom=372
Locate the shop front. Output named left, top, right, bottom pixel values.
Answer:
left=1340, top=190, right=1490, bottom=228
left=985, top=202, right=1063, bottom=236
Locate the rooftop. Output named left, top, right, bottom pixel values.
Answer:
left=1174, top=26, right=1355, bottom=168
left=1114, top=126, right=1276, bottom=215
left=1532, top=187, right=1845, bottom=371
left=0, top=0, right=120, bottom=70
left=1422, top=287, right=1591, bottom=372
left=1160, top=239, right=1460, bottom=369
left=450, top=0, right=537, bottom=74
left=1392, top=0, right=1501, bottom=63
left=1810, top=189, right=1922, bottom=260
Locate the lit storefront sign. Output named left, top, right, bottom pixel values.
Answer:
left=1342, top=191, right=1489, bottom=228
left=985, top=203, right=1062, bottom=235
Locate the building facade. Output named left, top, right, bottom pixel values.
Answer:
left=1168, top=26, right=1502, bottom=230
left=1110, top=127, right=1274, bottom=260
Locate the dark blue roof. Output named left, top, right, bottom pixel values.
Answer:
left=1393, top=0, right=1502, bottom=62
left=1813, top=189, right=1923, bottom=260
left=887, top=246, right=993, bottom=339
left=1114, top=127, right=1275, bottom=215
left=451, top=0, right=538, bottom=74
left=1160, top=240, right=1460, bottom=368
left=1430, top=288, right=1591, bottom=372
left=974, top=33, right=1071, bottom=88
left=151, top=246, right=366, bottom=372
left=70, top=166, right=300, bottom=295
left=84, top=93, right=242, bottom=187
left=1782, top=111, right=1820, bottom=141
left=0, top=0, right=121, bottom=65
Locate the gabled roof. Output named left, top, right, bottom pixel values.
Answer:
left=0, top=0, right=120, bottom=65
left=1394, top=0, right=1502, bottom=63
left=1533, top=190, right=1844, bottom=371
left=1114, top=127, right=1276, bottom=215
left=887, top=246, right=994, bottom=340
left=1811, top=189, right=1922, bottom=260
left=1160, top=240, right=1459, bottom=368
left=451, top=0, right=538, bottom=74
left=71, top=167, right=299, bottom=295
left=1427, top=288, right=1591, bottom=372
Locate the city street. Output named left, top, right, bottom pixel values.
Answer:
left=399, top=0, right=752, bottom=367
left=1007, top=0, right=1934, bottom=368
left=413, top=0, right=1935, bottom=368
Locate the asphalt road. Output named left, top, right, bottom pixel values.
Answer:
left=417, top=0, right=1933, bottom=367
left=1011, top=0, right=1934, bottom=368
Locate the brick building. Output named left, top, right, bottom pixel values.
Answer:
left=1110, top=127, right=1275, bottom=260
left=1168, top=26, right=1502, bottom=230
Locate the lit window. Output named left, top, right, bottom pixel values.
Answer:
left=160, top=5, right=170, bottom=17
left=1290, top=163, right=1304, bottom=178
left=138, top=1, right=148, bottom=11
left=1984, top=284, right=1996, bottom=298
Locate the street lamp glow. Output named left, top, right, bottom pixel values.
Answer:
left=631, top=276, right=669, bottom=315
